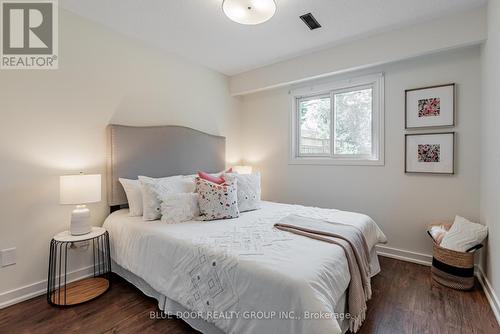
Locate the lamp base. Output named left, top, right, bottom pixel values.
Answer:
left=70, top=205, right=91, bottom=235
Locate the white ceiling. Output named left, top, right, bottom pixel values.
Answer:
left=61, top=0, right=486, bottom=76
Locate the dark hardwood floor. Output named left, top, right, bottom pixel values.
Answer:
left=357, top=257, right=499, bottom=334
left=0, top=257, right=498, bottom=334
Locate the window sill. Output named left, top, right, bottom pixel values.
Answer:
left=288, top=157, right=385, bottom=166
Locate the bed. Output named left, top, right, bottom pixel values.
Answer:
left=104, top=125, right=387, bottom=334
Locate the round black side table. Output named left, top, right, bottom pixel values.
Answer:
left=47, top=227, right=111, bottom=306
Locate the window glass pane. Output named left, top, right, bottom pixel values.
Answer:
left=299, top=96, right=331, bottom=155
left=334, top=88, right=372, bottom=155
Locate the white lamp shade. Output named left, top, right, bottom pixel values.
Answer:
left=223, top=0, right=276, bottom=25
left=60, top=174, right=101, bottom=205
left=233, top=165, right=253, bottom=174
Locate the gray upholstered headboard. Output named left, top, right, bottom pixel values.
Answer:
left=107, top=124, right=225, bottom=207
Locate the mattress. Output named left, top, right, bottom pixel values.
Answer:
left=104, top=201, right=387, bottom=334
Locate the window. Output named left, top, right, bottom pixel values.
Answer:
left=291, top=73, right=384, bottom=165
left=298, top=94, right=331, bottom=156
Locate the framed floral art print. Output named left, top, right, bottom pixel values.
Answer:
left=405, top=132, right=455, bottom=174
left=405, top=83, right=455, bottom=129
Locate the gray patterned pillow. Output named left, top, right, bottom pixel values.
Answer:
left=196, top=177, right=239, bottom=221
left=223, top=172, right=261, bottom=212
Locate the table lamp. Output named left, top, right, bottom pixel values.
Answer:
left=232, top=165, right=253, bottom=174
left=60, top=174, right=101, bottom=235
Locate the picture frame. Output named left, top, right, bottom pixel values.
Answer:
left=405, top=132, right=455, bottom=174
left=405, top=83, right=455, bottom=129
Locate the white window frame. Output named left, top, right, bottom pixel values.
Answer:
left=290, top=73, right=384, bottom=166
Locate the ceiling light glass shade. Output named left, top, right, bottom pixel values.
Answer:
left=222, top=0, right=276, bottom=25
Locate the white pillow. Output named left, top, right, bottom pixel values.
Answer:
left=223, top=172, right=261, bottom=212
left=160, top=193, right=200, bottom=224
left=118, top=178, right=143, bottom=217
left=440, top=215, right=488, bottom=252
left=139, top=175, right=195, bottom=221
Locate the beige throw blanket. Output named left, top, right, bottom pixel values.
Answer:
left=274, top=215, right=372, bottom=333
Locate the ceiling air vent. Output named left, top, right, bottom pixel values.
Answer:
left=300, top=13, right=321, bottom=30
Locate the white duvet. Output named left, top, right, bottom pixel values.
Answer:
left=104, top=201, right=387, bottom=334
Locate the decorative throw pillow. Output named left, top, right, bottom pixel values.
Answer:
left=196, top=177, right=239, bottom=221
left=440, top=215, right=488, bottom=252
left=223, top=172, right=261, bottom=212
left=119, top=178, right=143, bottom=216
left=160, top=193, right=200, bottom=224
left=139, top=175, right=195, bottom=221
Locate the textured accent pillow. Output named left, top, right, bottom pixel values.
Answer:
left=119, top=178, right=143, bottom=216
left=160, top=193, right=200, bottom=224
left=440, top=215, right=488, bottom=252
left=223, top=172, right=261, bottom=212
left=139, top=175, right=195, bottom=221
left=196, top=177, right=239, bottom=220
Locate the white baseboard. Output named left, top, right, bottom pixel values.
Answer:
left=475, top=265, right=500, bottom=326
left=0, top=265, right=94, bottom=309
left=376, top=244, right=433, bottom=266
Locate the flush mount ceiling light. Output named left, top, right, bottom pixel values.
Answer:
left=222, top=0, right=277, bottom=25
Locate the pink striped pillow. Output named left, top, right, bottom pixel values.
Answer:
left=197, top=168, right=233, bottom=185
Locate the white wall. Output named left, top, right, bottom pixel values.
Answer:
left=240, top=47, right=481, bottom=257
left=480, top=0, right=500, bottom=313
left=229, top=6, right=486, bottom=96
left=0, top=9, right=241, bottom=299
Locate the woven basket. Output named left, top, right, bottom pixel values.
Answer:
left=427, top=222, right=482, bottom=291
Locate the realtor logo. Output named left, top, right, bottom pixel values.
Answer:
left=1, top=0, right=58, bottom=69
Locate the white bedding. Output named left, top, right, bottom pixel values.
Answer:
left=104, top=201, right=387, bottom=334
